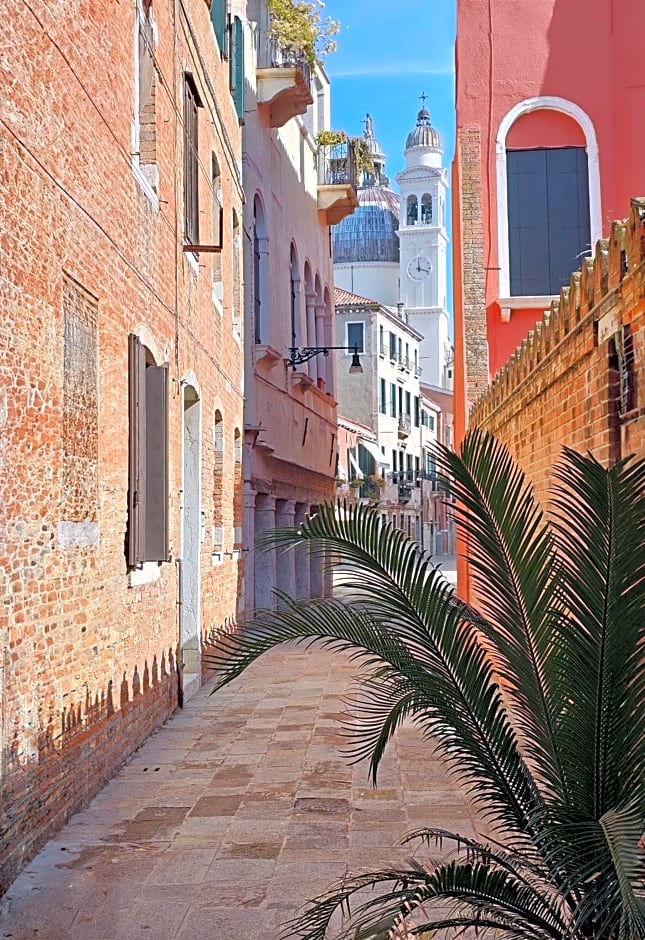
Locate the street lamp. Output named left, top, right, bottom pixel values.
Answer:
left=286, top=345, right=364, bottom=374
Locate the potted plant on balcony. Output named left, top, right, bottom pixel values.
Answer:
left=268, top=0, right=339, bottom=68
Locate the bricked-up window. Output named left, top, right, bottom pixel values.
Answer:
left=62, top=278, right=98, bottom=524
left=507, top=147, right=590, bottom=296
left=183, top=74, right=202, bottom=245
left=128, top=335, right=169, bottom=567
left=136, top=0, right=157, bottom=193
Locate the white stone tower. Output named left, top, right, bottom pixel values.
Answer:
left=395, top=99, right=450, bottom=387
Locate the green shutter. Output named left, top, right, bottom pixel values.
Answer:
left=210, top=0, right=227, bottom=57
left=230, top=16, right=244, bottom=120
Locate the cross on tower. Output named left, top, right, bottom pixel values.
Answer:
left=419, top=91, right=428, bottom=106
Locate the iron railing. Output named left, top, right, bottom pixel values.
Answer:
left=264, top=34, right=312, bottom=88
left=317, top=139, right=358, bottom=189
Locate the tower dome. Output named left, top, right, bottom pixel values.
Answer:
left=332, top=114, right=400, bottom=264
left=405, top=105, right=441, bottom=151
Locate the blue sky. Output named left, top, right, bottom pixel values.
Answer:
left=322, top=0, right=456, bottom=317
left=322, top=0, right=455, bottom=159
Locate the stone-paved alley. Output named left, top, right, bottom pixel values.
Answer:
left=0, top=638, right=481, bottom=939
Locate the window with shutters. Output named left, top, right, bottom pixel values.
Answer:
left=210, top=0, right=228, bottom=57
left=230, top=16, right=244, bottom=121
left=507, top=146, right=591, bottom=296
left=183, top=74, right=201, bottom=246
left=389, top=382, right=396, bottom=418
left=379, top=378, right=386, bottom=415
left=127, top=334, right=169, bottom=568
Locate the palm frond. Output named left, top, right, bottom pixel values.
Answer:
left=435, top=429, right=567, bottom=805
left=548, top=449, right=645, bottom=817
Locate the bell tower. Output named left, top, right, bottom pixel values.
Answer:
left=396, top=97, right=450, bottom=387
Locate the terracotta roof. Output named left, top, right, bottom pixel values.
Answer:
left=334, top=287, right=380, bottom=307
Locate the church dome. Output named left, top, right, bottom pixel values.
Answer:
left=405, top=106, right=441, bottom=150
left=332, top=185, right=400, bottom=263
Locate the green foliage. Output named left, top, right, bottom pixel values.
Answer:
left=268, top=0, right=339, bottom=68
left=208, top=430, right=645, bottom=939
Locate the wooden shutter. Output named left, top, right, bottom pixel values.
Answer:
left=144, top=363, right=169, bottom=562
left=210, top=0, right=228, bottom=57
left=507, top=149, right=550, bottom=296
left=128, top=334, right=146, bottom=568
left=253, top=228, right=261, bottom=343
left=545, top=148, right=590, bottom=293
left=230, top=16, right=244, bottom=120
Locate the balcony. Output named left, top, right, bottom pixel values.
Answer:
left=398, top=414, right=412, bottom=437
left=398, top=484, right=412, bottom=504
left=256, top=35, right=313, bottom=128
left=317, top=140, right=359, bottom=225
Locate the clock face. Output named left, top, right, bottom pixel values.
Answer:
left=407, top=256, right=432, bottom=281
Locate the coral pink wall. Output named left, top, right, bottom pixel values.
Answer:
left=454, top=0, right=645, bottom=385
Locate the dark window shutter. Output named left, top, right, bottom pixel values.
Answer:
left=128, top=335, right=146, bottom=568
left=253, top=227, right=261, bottom=343
left=507, top=149, right=550, bottom=295
left=184, top=76, right=200, bottom=244
left=545, top=147, right=590, bottom=292
left=210, top=0, right=228, bottom=56
left=230, top=17, right=244, bottom=120
left=144, top=363, right=169, bottom=562
left=414, top=395, right=419, bottom=427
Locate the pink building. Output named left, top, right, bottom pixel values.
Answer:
left=452, top=0, right=645, bottom=442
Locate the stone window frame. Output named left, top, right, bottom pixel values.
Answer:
left=495, top=96, right=601, bottom=311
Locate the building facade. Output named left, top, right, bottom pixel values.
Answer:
left=452, top=0, right=645, bottom=443
left=1, top=0, right=244, bottom=890
left=237, top=0, right=358, bottom=613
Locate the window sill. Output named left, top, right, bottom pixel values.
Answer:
left=128, top=561, right=161, bottom=587
left=255, top=344, right=283, bottom=368
left=497, top=295, right=558, bottom=322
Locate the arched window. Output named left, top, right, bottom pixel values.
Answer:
left=406, top=195, right=418, bottom=224
left=496, top=97, right=600, bottom=299
left=232, top=210, right=241, bottom=335
left=290, top=243, right=301, bottom=349
left=421, top=193, right=432, bottom=224
left=211, top=154, right=223, bottom=303
left=253, top=195, right=269, bottom=344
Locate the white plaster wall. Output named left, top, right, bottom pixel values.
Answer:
left=333, top=263, right=400, bottom=307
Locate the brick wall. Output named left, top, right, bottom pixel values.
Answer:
left=1, top=0, right=244, bottom=892
left=470, top=200, right=645, bottom=507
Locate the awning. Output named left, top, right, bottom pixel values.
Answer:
left=359, top=439, right=390, bottom=467
left=348, top=450, right=364, bottom=479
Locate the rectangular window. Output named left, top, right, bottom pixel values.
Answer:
left=507, top=146, right=590, bottom=296
left=379, top=324, right=385, bottom=355
left=414, top=396, right=419, bottom=427
left=390, top=382, right=396, bottom=417
left=379, top=378, right=386, bottom=414
left=183, top=74, right=201, bottom=245
left=128, top=334, right=169, bottom=567
left=346, top=321, right=364, bottom=354
left=429, top=413, right=435, bottom=432
left=136, top=2, right=157, bottom=192
left=392, top=450, right=398, bottom=472
left=398, top=386, right=403, bottom=417
left=405, top=391, right=411, bottom=421
left=389, top=331, right=397, bottom=360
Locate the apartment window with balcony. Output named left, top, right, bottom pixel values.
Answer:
left=379, top=378, right=386, bottom=415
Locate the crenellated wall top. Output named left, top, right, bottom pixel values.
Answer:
left=471, top=198, right=645, bottom=424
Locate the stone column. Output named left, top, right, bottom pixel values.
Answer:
left=275, top=498, right=296, bottom=607
left=254, top=495, right=277, bottom=611
left=305, top=292, right=318, bottom=383
left=294, top=502, right=310, bottom=601
left=315, top=301, right=326, bottom=390
left=309, top=504, right=324, bottom=599
left=242, top=485, right=256, bottom=619
left=323, top=311, right=334, bottom=395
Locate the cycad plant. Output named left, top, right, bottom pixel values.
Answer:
left=210, top=430, right=644, bottom=939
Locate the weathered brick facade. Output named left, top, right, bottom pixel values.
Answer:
left=470, top=200, right=645, bottom=506
left=1, top=0, right=243, bottom=891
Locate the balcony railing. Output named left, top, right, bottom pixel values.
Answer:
left=317, top=139, right=358, bottom=188
left=256, top=32, right=313, bottom=127
left=398, top=484, right=412, bottom=503
left=317, top=139, right=359, bottom=224
left=398, top=414, right=412, bottom=436
left=358, top=481, right=382, bottom=502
